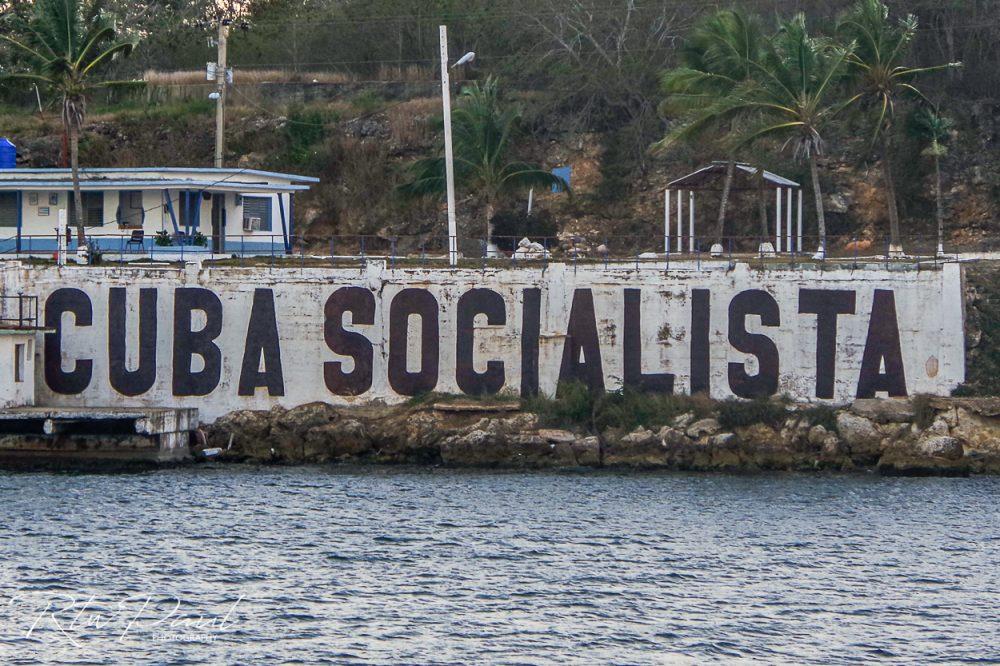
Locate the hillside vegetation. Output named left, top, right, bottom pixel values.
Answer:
left=1, top=0, right=997, bottom=255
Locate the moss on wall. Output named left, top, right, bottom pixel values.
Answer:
left=958, top=264, right=1000, bottom=396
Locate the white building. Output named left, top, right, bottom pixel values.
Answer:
left=0, top=295, right=48, bottom=408
left=0, top=167, right=319, bottom=255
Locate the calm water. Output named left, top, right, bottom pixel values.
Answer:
left=0, top=467, right=998, bottom=664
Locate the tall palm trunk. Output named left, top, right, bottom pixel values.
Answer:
left=757, top=165, right=769, bottom=241
left=67, top=121, right=86, bottom=245
left=714, top=158, right=736, bottom=243
left=933, top=152, right=944, bottom=254
left=484, top=200, right=495, bottom=251
left=881, top=134, right=902, bottom=254
left=809, top=153, right=826, bottom=255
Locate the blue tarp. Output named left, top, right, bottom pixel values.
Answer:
left=551, top=166, right=572, bottom=193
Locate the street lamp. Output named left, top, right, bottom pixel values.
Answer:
left=438, top=25, right=474, bottom=267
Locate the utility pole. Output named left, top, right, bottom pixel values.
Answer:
left=439, top=25, right=458, bottom=267
left=213, top=19, right=230, bottom=168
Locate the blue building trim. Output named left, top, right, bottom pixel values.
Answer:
left=278, top=193, right=289, bottom=252
left=0, top=236, right=284, bottom=256
left=163, top=190, right=179, bottom=233
left=15, top=190, right=22, bottom=253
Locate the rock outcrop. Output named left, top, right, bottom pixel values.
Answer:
left=201, top=397, right=1000, bottom=475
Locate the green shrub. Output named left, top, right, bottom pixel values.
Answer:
left=593, top=387, right=694, bottom=432
left=351, top=90, right=384, bottom=114
left=523, top=381, right=596, bottom=428
left=282, top=105, right=339, bottom=166
left=524, top=384, right=713, bottom=433
left=716, top=398, right=788, bottom=429
left=489, top=208, right=557, bottom=250
left=154, top=230, right=173, bottom=246
left=800, top=404, right=839, bottom=432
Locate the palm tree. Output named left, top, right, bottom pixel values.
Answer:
left=910, top=107, right=953, bottom=256
left=654, top=9, right=767, bottom=245
left=1, top=0, right=136, bottom=247
left=837, top=0, right=960, bottom=256
left=704, top=14, right=854, bottom=258
left=399, top=77, right=567, bottom=247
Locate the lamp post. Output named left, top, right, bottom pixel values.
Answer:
left=438, top=26, right=475, bottom=267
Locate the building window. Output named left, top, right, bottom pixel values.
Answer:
left=69, top=191, right=104, bottom=227
left=117, top=190, right=144, bottom=228
left=242, top=196, right=272, bottom=232
left=14, top=343, right=24, bottom=383
left=177, top=191, right=202, bottom=231
left=0, top=192, right=17, bottom=227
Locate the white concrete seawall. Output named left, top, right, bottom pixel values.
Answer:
left=0, top=261, right=965, bottom=422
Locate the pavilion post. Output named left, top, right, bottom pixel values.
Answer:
left=664, top=189, right=671, bottom=254
left=797, top=189, right=803, bottom=253
left=786, top=187, right=793, bottom=253
left=688, top=190, right=695, bottom=253
left=775, top=188, right=783, bottom=253
left=676, top=189, right=683, bottom=253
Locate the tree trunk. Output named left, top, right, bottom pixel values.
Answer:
left=934, top=152, right=944, bottom=254
left=68, top=121, right=86, bottom=245
left=714, top=158, right=736, bottom=244
left=809, top=153, right=826, bottom=255
left=484, top=200, right=495, bottom=252
left=757, top=165, right=769, bottom=240
left=881, top=134, right=902, bottom=254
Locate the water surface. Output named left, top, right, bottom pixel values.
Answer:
left=1, top=467, right=997, bottom=664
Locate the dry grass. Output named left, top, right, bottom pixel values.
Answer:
left=386, top=97, right=439, bottom=146
left=143, top=69, right=357, bottom=86
left=375, top=64, right=437, bottom=82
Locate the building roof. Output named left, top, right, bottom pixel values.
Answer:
left=1, top=167, right=319, bottom=183
left=0, top=179, right=311, bottom=192
left=667, top=162, right=800, bottom=191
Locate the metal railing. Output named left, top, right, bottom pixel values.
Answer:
left=0, top=294, right=39, bottom=328
left=0, top=232, right=995, bottom=269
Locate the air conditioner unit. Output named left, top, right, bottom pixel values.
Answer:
left=243, top=216, right=262, bottom=231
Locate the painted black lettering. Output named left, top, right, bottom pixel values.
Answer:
left=728, top=289, right=780, bottom=398
left=323, top=287, right=375, bottom=396
left=520, top=288, right=541, bottom=396
left=856, top=289, right=907, bottom=398
left=108, top=288, right=157, bottom=396
left=43, top=288, right=93, bottom=395
left=799, top=289, right=856, bottom=399
left=238, top=289, right=284, bottom=396
left=690, top=289, right=711, bottom=395
left=456, top=288, right=506, bottom=395
left=623, top=288, right=674, bottom=393
left=388, top=288, right=439, bottom=396
left=558, top=289, right=605, bottom=391
left=172, top=288, right=223, bottom=396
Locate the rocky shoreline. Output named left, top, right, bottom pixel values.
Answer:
left=203, top=396, right=1000, bottom=476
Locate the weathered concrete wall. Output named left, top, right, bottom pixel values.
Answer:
left=0, top=261, right=965, bottom=422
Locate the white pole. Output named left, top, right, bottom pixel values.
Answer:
left=775, top=188, right=782, bottom=253
left=688, top=190, right=695, bottom=253
left=527, top=188, right=533, bottom=216
left=664, top=189, right=670, bottom=253
left=56, top=209, right=67, bottom=266
left=797, top=189, right=803, bottom=253
left=786, top=187, right=793, bottom=253
left=676, top=189, right=683, bottom=253
left=439, top=25, right=458, bottom=267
